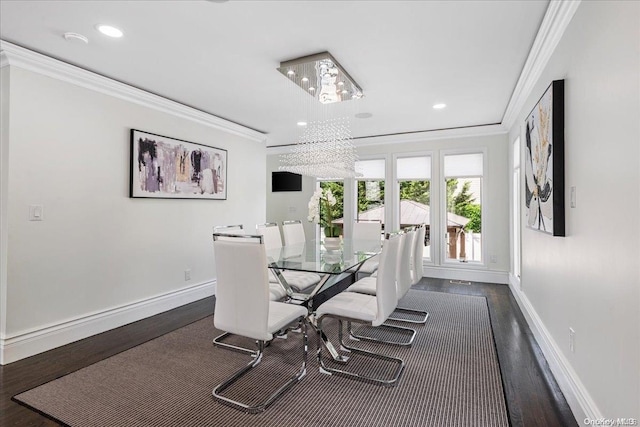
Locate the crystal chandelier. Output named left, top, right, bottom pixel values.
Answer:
left=277, top=52, right=363, bottom=179
left=279, top=117, right=358, bottom=179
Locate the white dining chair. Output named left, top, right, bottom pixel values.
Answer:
left=411, top=223, right=426, bottom=285
left=256, top=223, right=321, bottom=292
left=213, top=224, right=287, bottom=300
left=211, top=227, right=288, bottom=355
left=345, top=231, right=417, bottom=345
left=352, top=220, right=382, bottom=279
left=314, top=233, right=406, bottom=387
left=384, top=227, right=429, bottom=323
left=211, top=233, right=308, bottom=413
left=347, top=227, right=429, bottom=324
left=213, top=224, right=245, bottom=234
left=282, top=220, right=306, bottom=246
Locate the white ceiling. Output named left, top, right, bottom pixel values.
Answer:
left=0, top=0, right=549, bottom=146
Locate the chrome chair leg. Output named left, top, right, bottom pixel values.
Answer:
left=346, top=320, right=417, bottom=347
left=386, top=306, right=429, bottom=324
left=213, top=331, right=281, bottom=355
left=316, top=316, right=404, bottom=387
left=338, top=320, right=354, bottom=353
left=213, top=332, right=257, bottom=355
left=213, top=317, right=307, bottom=414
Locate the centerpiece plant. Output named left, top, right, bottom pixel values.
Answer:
left=307, top=187, right=341, bottom=238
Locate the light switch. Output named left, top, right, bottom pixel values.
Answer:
left=570, top=186, right=576, bottom=208
left=29, top=205, right=44, bottom=221
left=288, top=206, right=297, bottom=213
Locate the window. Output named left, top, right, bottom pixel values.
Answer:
left=443, top=153, right=483, bottom=263
left=319, top=180, right=344, bottom=238
left=396, top=155, right=431, bottom=260
left=355, top=159, right=385, bottom=234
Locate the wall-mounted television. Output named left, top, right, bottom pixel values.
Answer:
left=272, top=171, right=302, bottom=192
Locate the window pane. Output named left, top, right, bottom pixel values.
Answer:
left=357, top=180, right=385, bottom=231
left=444, top=153, right=483, bottom=177
left=397, top=156, right=431, bottom=179
left=512, top=170, right=520, bottom=278
left=445, top=177, right=482, bottom=262
left=355, top=159, right=385, bottom=179
left=512, top=137, right=521, bottom=278
left=319, top=181, right=344, bottom=237
left=399, top=180, right=431, bottom=259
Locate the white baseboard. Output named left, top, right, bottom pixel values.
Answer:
left=0, top=280, right=216, bottom=365
left=422, top=265, right=509, bottom=284
left=508, top=275, right=602, bottom=424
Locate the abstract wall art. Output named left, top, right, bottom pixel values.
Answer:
left=524, top=79, right=565, bottom=236
left=130, top=129, right=227, bottom=200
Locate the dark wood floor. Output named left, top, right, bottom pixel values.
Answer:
left=1, top=278, right=577, bottom=427
left=414, top=278, right=577, bottom=427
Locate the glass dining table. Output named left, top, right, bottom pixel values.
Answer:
left=266, top=238, right=382, bottom=362
left=266, top=238, right=381, bottom=309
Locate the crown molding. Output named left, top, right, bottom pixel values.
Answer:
left=267, top=0, right=584, bottom=153
left=0, top=51, right=9, bottom=69
left=501, top=0, right=581, bottom=129
left=0, top=41, right=266, bottom=143
left=266, top=123, right=508, bottom=155
left=352, top=124, right=508, bottom=148
left=2, top=0, right=581, bottom=148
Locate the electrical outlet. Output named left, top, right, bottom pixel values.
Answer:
left=490, top=254, right=497, bottom=263
left=570, top=186, right=577, bottom=208
left=569, top=327, right=576, bottom=353
left=184, top=269, right=191, bottom=281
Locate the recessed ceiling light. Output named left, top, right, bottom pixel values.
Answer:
left=433, top=103, right=447, bottom=110
left=308, top=87, right=315, bottom=91
left=297, top=121, right=307, bottom=126
left=287, top=70, right=295, bottom=76
left=63, top=32, right=89, bottom=44
left=355, top=112, right=373, bottom=119
left=301, top=77, right=309, bottom=83
left=96, top=24, right=123, bottom=38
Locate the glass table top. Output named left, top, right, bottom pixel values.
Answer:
left=266, top=238, right=382, bottom=275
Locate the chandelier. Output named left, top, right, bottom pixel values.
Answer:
left=279, top=117, right=358, bottom=178
left=277, top=52, right=363, bottom=179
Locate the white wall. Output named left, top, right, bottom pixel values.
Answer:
left=266, top=155, right=317, bottom=239
left=267, top=130, right=510, bottom=283
left=509, top=0, right=639, bottom=419
left=1, top=65, right=266, bottom=363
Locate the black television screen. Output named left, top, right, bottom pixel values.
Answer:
left=272, top=172, right=302, bottom=192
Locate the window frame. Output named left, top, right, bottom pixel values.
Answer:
left=315, top=178, right=346, bottom=241
left=393, top=151, right=435, bottom=263
left=354, top=157, right=387, bottom=229
left=440, top=148, right=488, bottom=268
left=511, top=137, right=522, bottom=284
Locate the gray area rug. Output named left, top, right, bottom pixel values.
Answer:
left=14, top=290, right=509, bottom=426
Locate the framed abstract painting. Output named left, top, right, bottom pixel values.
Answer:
left=130, top=129, right=227, bottom=200
left=524, top=79, right=565, bottom=236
